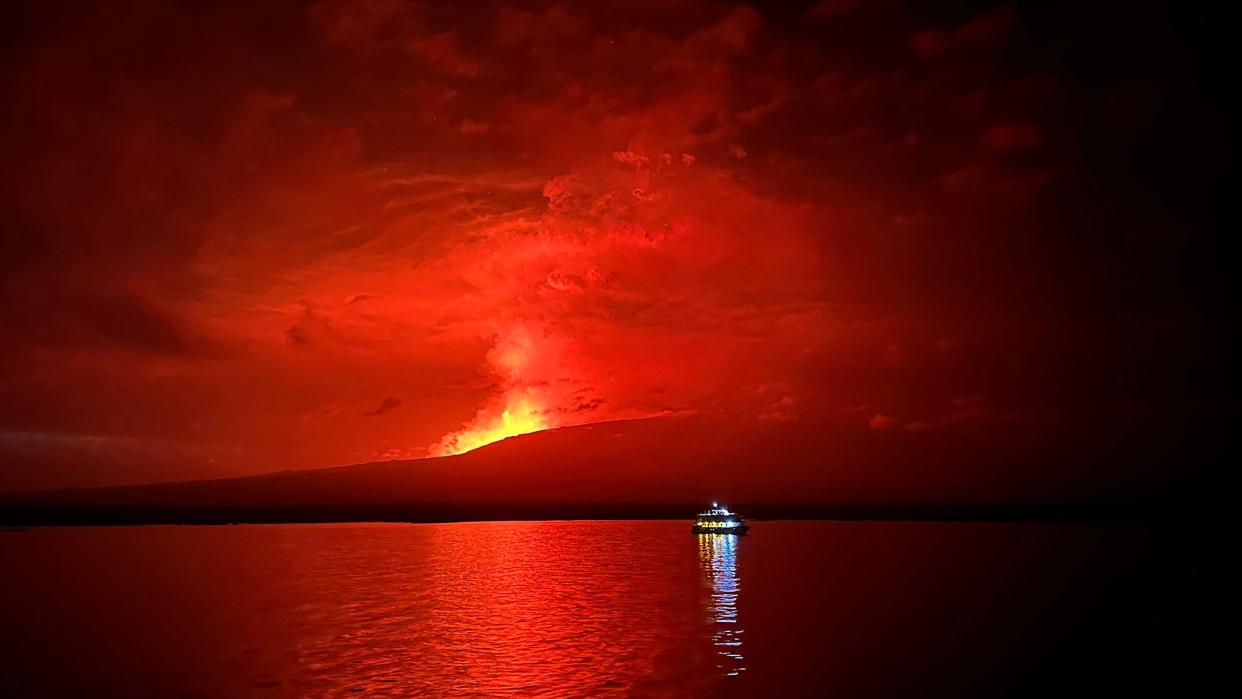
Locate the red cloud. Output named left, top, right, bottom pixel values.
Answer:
left=0, top=0, right=1213, bottom=503
left=982, top=122, right=1042, bottom=152
left=869, top=414, right=899, bottom=431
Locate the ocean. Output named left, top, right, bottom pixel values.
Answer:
left=0, top=520, right=1226, bottom=697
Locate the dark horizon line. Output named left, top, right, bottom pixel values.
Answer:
left=0, top=502, right=1224, bottom=528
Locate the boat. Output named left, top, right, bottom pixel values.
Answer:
left=692, top=502, right=750, bottom=534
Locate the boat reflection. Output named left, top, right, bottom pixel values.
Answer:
left=697, top=532, right=746, bottom=677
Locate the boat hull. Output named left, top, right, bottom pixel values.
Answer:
left=691, top=524, right=750, bottom=535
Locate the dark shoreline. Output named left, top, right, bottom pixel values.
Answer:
left=0, top=503, right=1223, bottom=527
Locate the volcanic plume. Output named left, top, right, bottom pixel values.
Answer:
left=428, top=145, right=825, bottom=455
left=0, top=0, right=1225, bottom=504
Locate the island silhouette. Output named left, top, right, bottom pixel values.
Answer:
left=1, top=415, right=1213, bottom=526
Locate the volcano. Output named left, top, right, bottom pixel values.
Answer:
left=0, top=413, right=1201, bottom=526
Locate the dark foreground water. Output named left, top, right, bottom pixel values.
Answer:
left=0, top=521, right=1228, bottom=697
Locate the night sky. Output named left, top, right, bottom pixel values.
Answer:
left=0, top=1, right=1229, bottom=504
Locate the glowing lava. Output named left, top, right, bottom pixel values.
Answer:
left=433, top=390, right=549, bottom=456
left=431, top=324, right=558, bottom=456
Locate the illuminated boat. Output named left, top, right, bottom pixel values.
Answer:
left=692, top=503, right=750, bottom=534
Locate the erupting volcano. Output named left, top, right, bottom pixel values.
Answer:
left=0, top=1, right=1228, bottom=696
left=0, top=0, right=1223, bottom=512
left=432, top=325, right=553, bottom=455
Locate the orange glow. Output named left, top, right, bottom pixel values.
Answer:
left=431, top=324, right=558, bottom=455
left=0, top=0, right=1207, bottom=505
left=433, top=390, right=549, bottom=456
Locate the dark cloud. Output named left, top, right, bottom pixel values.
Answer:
left=805, top=0, right=859, bottom=20
left=1, top=282, right=233, bottom=358
left=981, top=122, right=1041, bottom=152
left=363, top=396, right=402, bottom=416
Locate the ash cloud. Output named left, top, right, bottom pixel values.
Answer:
left=0, top=0, right=1223, bottom=497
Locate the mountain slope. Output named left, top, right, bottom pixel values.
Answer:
left=0, top=413, right=1192, bottom=524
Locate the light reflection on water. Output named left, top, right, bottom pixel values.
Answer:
left=698, top=533, right=746, bottom=677
left=1, top=521, right=726, bottom=697
left=3, top=521, right=1207, bottom=697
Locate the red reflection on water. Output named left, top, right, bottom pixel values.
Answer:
left=0, top=522, right=1227, bottom=697
left=1, top=522, right=723, bottom=696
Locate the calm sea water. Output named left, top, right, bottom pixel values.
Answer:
left=0, top=521, right=1226, bottom=697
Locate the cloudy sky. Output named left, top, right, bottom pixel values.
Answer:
left=0, top=0, right=1227, bottom=498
